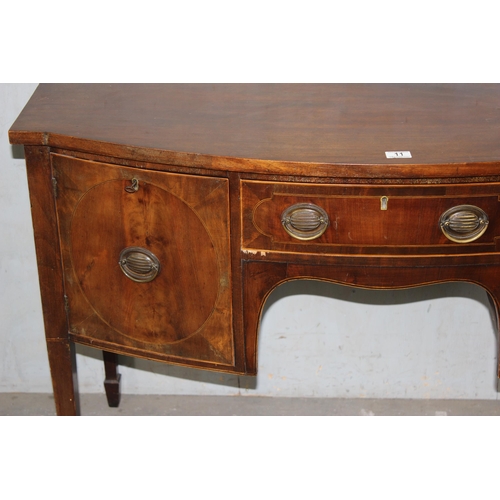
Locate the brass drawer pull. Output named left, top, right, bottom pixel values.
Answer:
left=439, top=205, right=489, bottom=243
left=119, top=247, right=160, bottom=282
left=281, top=203, right=329, bottom=240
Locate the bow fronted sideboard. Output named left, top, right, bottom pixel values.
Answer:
left=9, top=84, right=500, bottom=415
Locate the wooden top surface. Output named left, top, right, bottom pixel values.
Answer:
left=9, top=84, right=500, bottom=178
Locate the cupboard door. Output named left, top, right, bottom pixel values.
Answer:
left=53, top=154, right=237, bottom=371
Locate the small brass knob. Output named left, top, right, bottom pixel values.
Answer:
left=281, top=203, right=329, bottom=241
left=439, top=205, right=489, bottom=243
left=119, top=247, right=160, bottom=282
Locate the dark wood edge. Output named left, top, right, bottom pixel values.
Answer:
left=45, top=339, right=80, bottom=415
left=10, top=131, right=500, bottom=180
left=25, top=145, right=79, bottom=414
left=228, top=173, right=247, bottom=373
left=242, top=250, right=500, bottom=267
left=24, top=146, right=68, bottom=339
left=242, top=258, right=500, bottom=377
left=47, top=150, right=500, bottom=186
left=69, top=335, right=247, bottom=375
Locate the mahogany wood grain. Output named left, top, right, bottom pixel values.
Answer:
left=9, top=84, right=500, bottom=415
left=242, top=180, right=500, bottom=255
left=10, top=84, right=500, bottom=179
left=24, top=146, right=79, bottom=415
left=53, top=153, right=240, bottom=372
left=45, top=340, right=80, bottom=415
left=242, top=258, right=500, bottom=378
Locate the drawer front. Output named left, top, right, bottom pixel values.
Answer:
left=242, top=181, right=500, bottom=256
left=53, top=154, right=235, bottom=370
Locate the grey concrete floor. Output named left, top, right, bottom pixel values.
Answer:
left=1, top=392, right=500, bottom=415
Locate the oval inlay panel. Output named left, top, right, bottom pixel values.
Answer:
left=70, top=179, right=219, bottom=344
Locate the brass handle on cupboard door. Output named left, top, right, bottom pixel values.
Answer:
left=439, top=205, right=489, bottom=243
left=281, top=203, right=329, bottom=240
left=119, top=247, right=160, bottom=282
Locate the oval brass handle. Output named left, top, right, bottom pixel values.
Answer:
left=281, top=203, right=329, bottom=240
left=119, top=247, right=160, bottom=282
left=439, top=205, right=489, bottom=243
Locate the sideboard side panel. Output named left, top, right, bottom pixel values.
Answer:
left=24, top=146, right=79, bottom=415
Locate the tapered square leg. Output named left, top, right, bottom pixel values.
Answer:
left=103, top=351, right=121, bottom=408
left=46, top=339, right=80, bottom=416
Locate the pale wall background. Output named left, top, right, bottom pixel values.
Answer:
left=1, top=83, right=499, bottom=399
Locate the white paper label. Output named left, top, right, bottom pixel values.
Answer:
left=385, top=151, right=412, bottom=159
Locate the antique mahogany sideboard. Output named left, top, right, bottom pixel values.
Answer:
left=9, top=84, right=500, bottom=415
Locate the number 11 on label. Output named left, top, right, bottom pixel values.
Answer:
left=385, top=151, right=412, bottom=159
